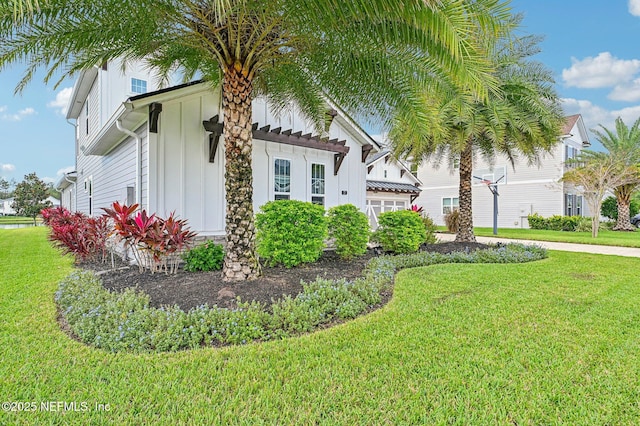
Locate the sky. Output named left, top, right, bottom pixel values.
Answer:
left=1, top=0, right=640, bottom=186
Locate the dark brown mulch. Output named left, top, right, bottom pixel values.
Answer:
left=79, top=241, right=490, bottom=312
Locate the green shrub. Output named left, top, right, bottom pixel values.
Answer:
left=575, top=217, right=593, bottom=232
left=372, top=210, right=426, bottom=254
left=327, top=204, right=369, bottom=260
left=182, top=241, right=224, bottom=272
left=527, top=213, right=581, bottom=231
left=256, top=200, right=327, bottom=267
left=56, top=244, right=547, bottom=353
left=444, top=210, right=459, bottom=233
left=601, top=196, right=640, bottom=220
left=422, top=215, right=438, bottom=244
left=527, top=213, right=546, bottom=229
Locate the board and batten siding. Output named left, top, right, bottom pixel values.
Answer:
left=146, top=89, right=368, bottom=236
left=150, top=90, right=225, bottom=235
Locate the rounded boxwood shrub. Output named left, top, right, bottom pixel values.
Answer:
left=372, top=210, right=426, bottom=254
left=327, top=204, right=370, bottom=260
left=182, top=241, right=224, bottom=272
left=256, top=200, right=327, bottom=267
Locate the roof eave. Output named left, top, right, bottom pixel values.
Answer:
left=66, top=67, right=99, bottom=119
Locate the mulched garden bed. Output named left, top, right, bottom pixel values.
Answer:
left=79, top=240, right=489, bottom=312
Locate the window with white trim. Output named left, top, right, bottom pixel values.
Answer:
left=87, top=176, right=93, bottom=216
left=274, top=158, right=291, bottom=200
left=131, top=78, right=147, bottom=94
left=442, top=197, right=459, bottom=214
left=85, top=100, right=89, bottom=135
left=311, top=163, right=325, bottom=206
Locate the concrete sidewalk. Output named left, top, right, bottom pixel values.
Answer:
left=436, top=232, right=640, bottom=258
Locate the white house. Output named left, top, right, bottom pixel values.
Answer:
left=57, top=60, right=383, bottom=236
left=0, top=198, right=15, bottom=216
left=365, top=150, right=422, bottom=228
left=413, top=114, right=592, bottom=228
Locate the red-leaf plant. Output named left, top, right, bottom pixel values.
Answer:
left=408, top=204, right=424, bottom=214
left=102, top=202, right=196, bottom=274
left=41, top=207, right=109, bottom=263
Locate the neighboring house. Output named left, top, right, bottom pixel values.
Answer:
left=0, top=198, right=15, bottom=216
left=57, top=60, right=382, bottom=237
left=365, top=150, right=422, bottom=228
left=413, top=114, right=592, bottom=228
left=0, top=196, right=58, bottom=216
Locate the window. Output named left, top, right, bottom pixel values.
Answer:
left=311, top=163, right=325, bottom=206
left=85, top=100, right=89, bottom=135
left=565, top=194, right=583, bottom=216
left=131, top=78, right=147, bottom=94
left=442, top=197, right=459, bottom=214
left=383, top=169, right=388, bottom=178
left=274, top=158, right=291, bottom=200
left=87, top=176, right=93, bottom=216
left=565, top=193, right=573, bottom=216
left=576, top=195, right=583, bottom=216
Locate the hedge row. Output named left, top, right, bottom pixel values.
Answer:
left=527, top=213, right=585, bottom=231
left=56, top=243, right=547, bottom=353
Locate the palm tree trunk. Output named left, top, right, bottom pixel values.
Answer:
left=613, top=185, right=635, bottom=231
left=456, top=140, right=476, bottom=242
left=221, top=67, right=261, bottom=281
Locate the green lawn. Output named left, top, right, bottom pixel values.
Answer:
left=2, top=227, right=640, bottom=424
left=471, top=227, right=640, bottom=248
left=0, top=216, right=39, bottom=225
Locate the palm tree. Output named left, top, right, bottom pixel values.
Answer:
left=1, top=0, right=510, bottom=280
left=391, top=17, right=564, bottom=242
left=590, top=117, right=640, bottom=231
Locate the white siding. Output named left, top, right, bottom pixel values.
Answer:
left=414, top=142, right=575, bottom=228
left=72, top=74, right=371, bottom=235
left=151, top=90, right=225, bottom=235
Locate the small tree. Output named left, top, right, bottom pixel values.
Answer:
left=563, top=154, right=640, bottom=237
left=0, top=177, right=15, bottom=199
left=12, top=172, right=52, bottom=224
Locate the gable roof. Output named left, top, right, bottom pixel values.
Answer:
left=561, top=114, right=591, bottom=147
left=562, top=114, right=580, bottom=136
left=365, top=150, right=422, bottom=185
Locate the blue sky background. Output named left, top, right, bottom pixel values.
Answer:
left=1, top=0, right=640, bottom=185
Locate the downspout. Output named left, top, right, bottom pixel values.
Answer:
left=64, top=118, right=78, bottom=210
left=116, top=119, right=142, bottom=206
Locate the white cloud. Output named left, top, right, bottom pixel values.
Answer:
left=42, top=176, right=56, bottom=184
left=561, top=98, right=610, bottom=127
left=630, top=0, right=640, bottom=16
left=608, top=78, right=640, bottom=102
left=1, top=163, right=16, bottom=172
left=562, top=52, right=640, bottom=89
left=0, top=106, right=6, bottom=113
left=609, top=104, right=640, bottom=125
left=47, top=87, right=73, bottom=116
left=2, top=107, right=37, bottom=121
